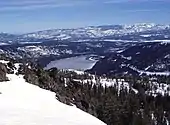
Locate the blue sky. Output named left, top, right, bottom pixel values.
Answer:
left=0, top=0, right=170, bottom=33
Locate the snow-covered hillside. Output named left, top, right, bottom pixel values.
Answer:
left=22, top=23, right=170, bottom=40
left=1, top=23, right=170, bottom=44
left=0, top=73, right=105, bottom=125
left=0, top=54, right=170, bottom=125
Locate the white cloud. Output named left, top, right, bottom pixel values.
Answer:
left=0, top=0, right=90, bottom=11
left=0, top=0, right=167, bottom=11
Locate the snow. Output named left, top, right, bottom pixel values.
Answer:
left=145, top=40, right=170, bottom=43
left=140, top=34, right=152, bottom=37
left=0, top=74, right=106, bottom=125
left=99, top=78, right=130, bottom=95
left=73, top=75, right=132, bottom=95
left=57, top=34, right=71, bottom=40
left=132, top=88, right=138, bottom=94
left=19, top=42, right=42, bottom=45
left=121, top=55, right=132, bottom=60
left=145, top=66, right=151, bottom=71
left=130, top=66, right=170, bottom=76
left=102, top=39, right=138, bottom=42
left=117, top=50, right=124, bottom=53
left=18, top=46, right=60, bottom=57
left=146, top=81, right=170, bottom=97
left=67, top=69, right=85, bottom=75
left=0, top=43, right=9, bottom=46
left=164, top=54, right=170, bottom=59
left=22, top=23, right=170, bottom=41
left=0, top=60, right=9, bottom=64
left=68, top=68, right=169, bottom=97
left=14, top=63, right=21, bottom=74
left=141, top=71, right=170, bottom=76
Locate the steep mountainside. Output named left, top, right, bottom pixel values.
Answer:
left=0, top=54, right=170, bottom=125
left=89, top=42, right=170, bottom=76
left=0, top=74, right=105, bottom=125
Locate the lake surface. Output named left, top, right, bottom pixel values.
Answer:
left=45, top=55, right=98, bottom=71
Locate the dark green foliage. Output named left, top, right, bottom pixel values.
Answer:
left=23, top=65, right=170, bottom=125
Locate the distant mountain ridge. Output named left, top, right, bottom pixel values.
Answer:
left=1, top=23, right=170, bottom=44
left=22, top=23, right=170, bottom=41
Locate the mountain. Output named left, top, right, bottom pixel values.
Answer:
left=0, top=76, right=105, bottom=125
left=0, top=33, right=18, bottom=45
left=0, top=24, right=170, bottom=77
left=1, top=23, right=170, bottom=125
left=0, top=23, right=170, bottom=67
left=1, top=23, right=170, bottom=44
left=0, top=54, right=170, bottom=125
left=21, top=23, right=170, bottom=42
left=0, top=37, right=134, bottom=67
left=88, top=42, right=170, bottom=76
left=0, top=57, right=105, bottom=125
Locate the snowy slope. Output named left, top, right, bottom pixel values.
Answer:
left=0, top=74, right=106, bottom=125
left=22, top=23, right=170, bottom=40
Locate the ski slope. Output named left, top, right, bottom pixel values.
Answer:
left=0, top=74, right=105, bottom=125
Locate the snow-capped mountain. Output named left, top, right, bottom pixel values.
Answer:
left=0, top=33, right=18, bottom=44
left=1, top=23, right=170, bottom=44
left=22, top=23, right=170, bottom=41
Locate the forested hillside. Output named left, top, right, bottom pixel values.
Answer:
left=21, top=60, right=170, bottom=125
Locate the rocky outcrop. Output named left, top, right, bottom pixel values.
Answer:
left=0, top=63, right=8, bottom=82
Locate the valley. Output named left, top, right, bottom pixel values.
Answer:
left=1, top=23, right=170, bottom=125
left=1, top=0, right=170, bottom=124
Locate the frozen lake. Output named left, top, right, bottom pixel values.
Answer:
left=45, top=55, right=98, bottom=71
